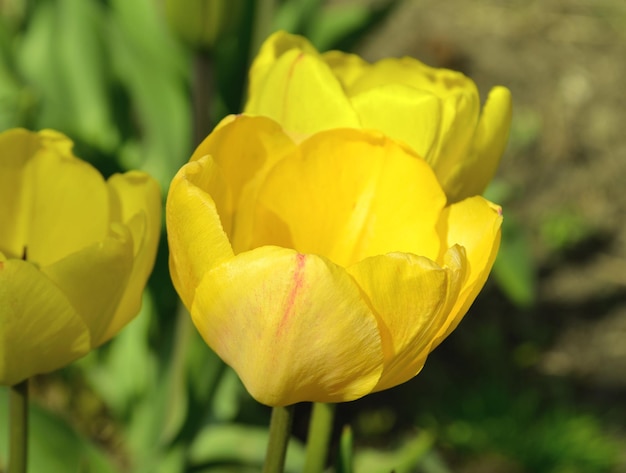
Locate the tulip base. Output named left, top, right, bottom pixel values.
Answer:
left=262, top=405, right=295, bottom=473
left=9, top=378, right=29, bottom=473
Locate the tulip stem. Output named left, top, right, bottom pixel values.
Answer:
left=303, top=402, right=336, bottom=473
left=250, top=0, right=278, bottom=59
left=193, top=51, right=214, bottom=145
left=262, top=405, right=295, bottom=473
left=9, top=378, right=29, bottom=473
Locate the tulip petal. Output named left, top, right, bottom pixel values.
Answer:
left=432, top=196, right=502, bottom=346
left=248, top=31, right=319, bottom=102
left=102, top=171, right=161, bottom=344
left=166, top=155, right=234, bottom=309
left=0, top=259, right=90, bottom=385
left=445, top=87, right=513, bottom=202
left=251, top=129, right=446, bottom=267
left=347, top=250, right=465, bottom=392
left=41, top=225, right=134, bottom=346
left=350, top=84, right=441, bottom=160
left=0, top=130, right=110, bottom=267
left=191, top=246, right=384, bottom=406
left=0, top=129, right=39, bottom=260
left=245, top=48, right=360, bottom=135
left=187, top=115, right=297, bottom=252
left=346, top=56, right=472, bottom=98
left=431, top=91, right=480, bottom=197
left=322, top=50, right=370, bottom=90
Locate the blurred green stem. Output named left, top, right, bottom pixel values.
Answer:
left=336, top=425, right=353, bottom=473
left=251, top=0, right=278, bottom=59
left=262, top=405, right=295, bottom=473
left=303, top=402, right=336, bottom=473
left=193, top=51, right=214, bottom=144
left=9, top=378, right=28, bottom=473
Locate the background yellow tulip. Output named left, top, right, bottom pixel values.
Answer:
left=167, top=115, right=501, bottom=406
left=164, top=0, right=244, bottom=51
left=245, top=31, right=512, bottom=203
left=0, top=129, right=161, bottom=386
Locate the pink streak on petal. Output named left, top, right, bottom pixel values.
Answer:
left=277, top=253, right=306, bottom=336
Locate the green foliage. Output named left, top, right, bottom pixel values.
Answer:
left=353, top=431, right=435, bottom=473
left=188, top=424, right=305, bottom=472
left=493, top=215, right=537, bottom=308
left=1, top=0, right=191, bottom=189
left=0, top=387, right=117, bottom=473
left=539, top=209, right=594, bottom=253
left=485, top=180, right=537, bottom=308
left=273, top=0, right=400, bottom=51
left=429, top=386, right=621, bottom=473
left=336, top=426, right=354, bottom=473
left=1, top=1, right=623, bottom=473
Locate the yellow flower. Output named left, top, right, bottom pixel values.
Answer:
left=245, top=31, right=512, bottom=203
left=0, top=129, right=161, bottom=386
left=164, top=0, right=244, bottom=51
left=166, top=114, right=502, bottom=406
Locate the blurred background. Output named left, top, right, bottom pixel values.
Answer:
left=1, top=0, right=625, bottom=472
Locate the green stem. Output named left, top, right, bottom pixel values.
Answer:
left=193, top=51, right=214, bottom=145
left=262, top=405, right=295, bottom=473
left=303, top=402, right=336, bottom=473
left=336, top=425, right=353, bottom=473
left=250, top=0, right=278, bottom=62
left=9, top=379, right=29, bottom=473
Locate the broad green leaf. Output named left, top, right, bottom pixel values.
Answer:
left=0, top=18, right=29, bottom=130
left=273, top=0, right=324, bottom=35
left=108, top=0, right=192, bottom=189
left=492, top=216, right=537, bottom=308
left=308, top=5, right=371, bottom=51
left=81, top=291, right=157, bottom=417
left=353, top=430, right=435, bottom=473
left=82, top=291, right=185, bottom=466
left=188, top=424, right=305, bottom=472
left=17, top=0, right=118, bottom=151
left=210, top=365, right=244, bottom=423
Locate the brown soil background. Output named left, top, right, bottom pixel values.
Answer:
left=352, top=0, right=626, bottom=395
left=329, top=0, right=626, bottom=470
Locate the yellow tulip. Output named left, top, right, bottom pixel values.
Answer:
left=0, top=129, right=161, bottom=386
left=164, top=0, right=244, bottom=51
left=166, top=114, right=502, bottom=406
left=245, top=31, right=512, bottom=203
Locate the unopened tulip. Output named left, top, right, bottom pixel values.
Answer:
left=0, top=129, right=161, bottom=385
left=245, top=31, right=512, bottom=203
left=164, top=0, right=244, bottom=51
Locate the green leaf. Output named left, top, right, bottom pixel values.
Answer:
left=188, top=424, right=305, bottom=472
left=353, top=431, right=435, bottom=473
left=17, top=0, right=119, bottom=151
left=308, top=5, right=371, bottom=51
left=108, top=0, right=192, bottom=189
left=81, top=291, right=158, bottom=418
left=273, top=0, right=324, bottom=35
left=0, top=18, right=31, bottom=130
left=492, top=216, right=537, bottom=308
left=79, top=291, right=173, bottom=467
left=336, top=425, right=354, bottom=473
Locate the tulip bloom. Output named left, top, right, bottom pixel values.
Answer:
left=165, top=0, right=244, bottom=50
left=245, top=31, right=512, bottom=203
left=167, top=115, right=502, bottom=406
left=0, top=129, right=161, bottom=386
